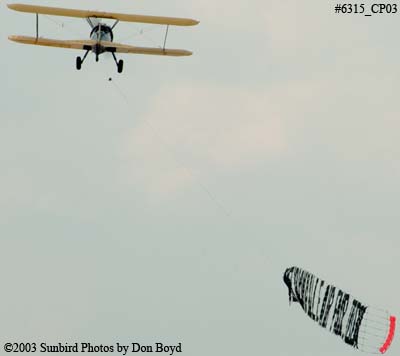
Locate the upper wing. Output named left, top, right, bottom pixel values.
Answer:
left=7, top=3, right=199, bottom=26
left=8, top=36, right=193, bottom=56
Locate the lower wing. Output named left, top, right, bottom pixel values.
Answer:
left=8, top=36, right=193, bottom=56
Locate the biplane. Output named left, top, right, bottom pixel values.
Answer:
left=8, top=3, right=199, bottom=73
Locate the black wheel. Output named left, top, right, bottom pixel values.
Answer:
left=76, top=56, right=82, bottom=70
left=117, top=59, right=124, bottom=73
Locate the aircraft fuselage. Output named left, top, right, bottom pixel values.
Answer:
left=90, top=23, right=114, bottom=55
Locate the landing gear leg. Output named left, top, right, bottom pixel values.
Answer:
left=111, top=52, right=124, bottom=73
left=76, top=49, right=90, bottom=70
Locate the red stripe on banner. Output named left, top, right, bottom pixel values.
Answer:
left=379, top=316, right=396, bottom=354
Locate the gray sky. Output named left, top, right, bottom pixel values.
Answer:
left=1, top=0, right=399, bottom=355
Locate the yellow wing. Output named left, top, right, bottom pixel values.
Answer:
left=7, top=3, right=199, bottom=26
left=8, top=36, right=193, bottom=56
left=109, top=41, right=192, bottom=56
left=8, top=36, right=94, bottom=50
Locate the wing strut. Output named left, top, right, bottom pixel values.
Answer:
left=163, top=25, right=169, bottom=53
left=36, top=13, right=39, bottom=40
left=111, top=20, right=119, bottom=30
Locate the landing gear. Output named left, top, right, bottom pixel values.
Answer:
left=112, top=52, right=124, bottom=73
left=117, top=59, right=124, bottom=73
left=76, top=56, right=82, bottom=70
left=76, top=49, right=89, bottom=71
left=75, top=48, right=124, bottom=73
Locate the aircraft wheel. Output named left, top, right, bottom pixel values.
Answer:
left=76, top=56, right=82, bottom=70
left=117, top=59, right=124, bottom=73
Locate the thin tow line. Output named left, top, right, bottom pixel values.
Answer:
left=110, top=79, right=232, bottom=218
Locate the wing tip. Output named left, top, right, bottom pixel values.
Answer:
left=7, top=3, right=24, bottom=10
left=180, top=50, right=193, bottom=56
left=174, top=50, right=193, bottom=56
left=185, top=19, right=199, bottom=26
left=8, top=35, right=20, bottom=42
left=8, top=35, right=36, bottom=45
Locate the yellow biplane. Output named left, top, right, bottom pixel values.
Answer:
left=8, top=3, right=199, bottom=73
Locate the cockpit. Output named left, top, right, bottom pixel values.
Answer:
left=90, top=24, right=114, bottom=42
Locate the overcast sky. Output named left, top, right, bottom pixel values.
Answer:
left=0, top=0, right=399, bottom=355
